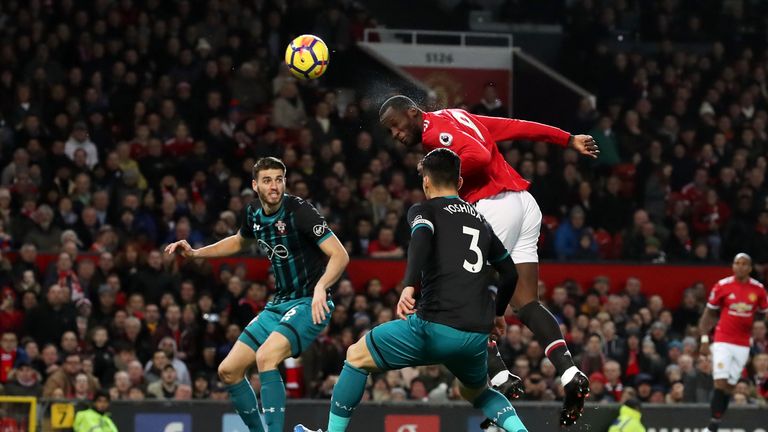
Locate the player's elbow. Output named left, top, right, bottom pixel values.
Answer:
left=334, top=247, right=350, bottom=267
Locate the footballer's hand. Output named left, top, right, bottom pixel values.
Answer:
left=311, top=287, right=331, bottom=325
left=164, top=240, right=196, bottom=258
left=397, top=286, right=417, bottom=320
left=491, top=316, right=506, bottom=341
left=571, top=134, right=600, bottom=159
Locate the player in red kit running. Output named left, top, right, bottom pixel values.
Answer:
left=379, top=95, right=599, bottom=426
left=699, top=253, right=768, bottom=432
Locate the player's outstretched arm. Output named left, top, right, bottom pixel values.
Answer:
left=471, top=113, right=599, bottom=158
left=164, top=233, right=245, bottom=259
left=311, top=235, right=350, bottom=324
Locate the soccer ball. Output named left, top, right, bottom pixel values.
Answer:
left=284, top=34, right=329, bottom=80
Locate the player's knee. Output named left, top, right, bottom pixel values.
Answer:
left=714, top=380, right=734, bottom=393
left=459, top=383, right=485, bottom=404
left=345, top=339, right=367, bottom=368
left=217, top=362, right=240, bottom=385
left=255, top=346, right=279, bottom=371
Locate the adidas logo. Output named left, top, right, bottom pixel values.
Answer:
left=728, top=293, right=736, bottom=300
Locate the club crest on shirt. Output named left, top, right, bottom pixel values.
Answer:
left=439, top=132, right=453, bottom=146
left=275, top=220, right=287, bottom=235
left=313, top=222, right=328, bottom=237
left=749, top=293, right=757, bottom=302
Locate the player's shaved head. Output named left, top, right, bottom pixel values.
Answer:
left=379, top=95, right=418, bottom=118
left=734, top=252, right=752, bottom=264
left=732, top=252, right=752, bottom=281
left=421, top=148, right=461, bottom=190
left=379, top=95, right=423, bottom=146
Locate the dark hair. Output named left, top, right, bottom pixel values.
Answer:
left=93, top=389, right=111, bottom=402
left=421, top=148, right=461, bottom=188
left=379, top=95, right=418, bottom=118
left=252, top=157, right=286, bottom=180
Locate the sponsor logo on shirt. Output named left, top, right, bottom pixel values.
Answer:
left=439, top=132, right=453, bottom=146
left=258, top=240, right=289, bottom=260
left=313, top=222, right=328, bottom=237
left=727, top=302, right=754, bottom=317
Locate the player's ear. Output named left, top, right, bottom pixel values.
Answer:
left=457, top=176, right=463, bottom=191
left=251, top=179, right=258, bottom=190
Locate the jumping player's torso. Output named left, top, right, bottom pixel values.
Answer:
left=408, top=196, right=508, bottom=333
left=421, top=109, right=529, bottom=203
left=240, top=194, right=333, bottom=304
left=708, top=276, right=768, bottom=346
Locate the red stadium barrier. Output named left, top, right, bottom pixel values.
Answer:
left=30, top=254, right=730, bottom=309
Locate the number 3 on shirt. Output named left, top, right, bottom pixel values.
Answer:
left=462, top=226, right=483, bottom=273
left=449, top=111, right=485, bottom=143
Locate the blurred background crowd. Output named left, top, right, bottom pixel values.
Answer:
left=0, top=0, right=767, bottom=408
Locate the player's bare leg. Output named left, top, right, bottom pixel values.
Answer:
left=704, top=379, right=734, bottom=432
left=218, top=341, right=264, bottom=432
left=511, top=262, right=589, bottom=427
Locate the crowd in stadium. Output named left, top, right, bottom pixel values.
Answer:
left=0, top=0, right=767, bottom=410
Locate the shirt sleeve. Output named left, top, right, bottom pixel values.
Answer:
left=407, top=203, right=435, bottom=234
left=706, top=283, right=724, bottom=310
left=238, top=205, right=256, bottom=239
left=295, top=199, right=334, bottom=245
left=758, top=287, right=768, bottom=313
left=403, top=204, right=435, bottom=287
left=470, top=113, right=571, bottom=146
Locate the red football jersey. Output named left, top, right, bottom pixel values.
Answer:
left=706, top=276, right=768, bottom=347
left=421, top=109, right=571, bottom=204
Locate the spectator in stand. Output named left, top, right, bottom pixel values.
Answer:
left=42, top=353, right=99, bottom=398
left=64, top=123, right=98, bottom=169
left=272, top=82, right=307, bottom=129
left=4, top=359, right=42, bottom=397
left=147, top=364, right=179, bottom=400
left=367, top=226, right=404, bottom=258
left=555, top=206, right=597, bottom=260
left=471, top=83, right=507, bottom=117
left=24, top=284, right=76, bottom=346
